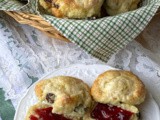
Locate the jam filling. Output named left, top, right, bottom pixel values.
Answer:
left=91, top=103, right=134, bottom=120
left=29, top=107, right=71, bottom=120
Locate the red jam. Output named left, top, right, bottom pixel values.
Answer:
left=29, top=107, right=71, bottom=120
left=91, top=103, right=133, bottom=120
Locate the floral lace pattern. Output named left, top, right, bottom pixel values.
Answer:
left=0, top=12, right=160, bottom=109
left=0, top=12, right=101, bottom=107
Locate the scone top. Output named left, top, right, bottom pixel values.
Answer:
left=39, top=0, right=104, bottom=19
left=104, top=0, right=140, bottom=16
left=39, top=0, right=141, bottom=19
left=35, top=76, right=93, bottom=119
left=91, top=70, right=146, bottom=105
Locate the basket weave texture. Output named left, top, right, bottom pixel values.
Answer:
left=5, top=11, right=70, bottom=42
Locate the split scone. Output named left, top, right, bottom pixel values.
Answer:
left=35, top=76, right=93, bottom=120
left=104, top=0, right=140, bottom=16
left=90, top=70, right=146, bottom=120
left=39, top=0, right=104, bottom=18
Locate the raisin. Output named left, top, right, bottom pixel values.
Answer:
left=52, top=3, right=59, bottom=9
left=46, top=93, right=55, bottom=103
left=45, top=0, right=52, bottom=3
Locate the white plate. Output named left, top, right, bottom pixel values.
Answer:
left=14, top=64, right=160, bottom=120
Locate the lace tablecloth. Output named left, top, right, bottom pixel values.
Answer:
left=0, top=11, right=160, bottom=120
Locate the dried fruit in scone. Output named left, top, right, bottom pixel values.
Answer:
left=25, top=102, right=71, bottom=120
left=39, top=0, right=104, bottom=18
left=91, top=70, right=146, bottom=105
left=104, top=0, right=140, bottom=16
left=35, top=76, right=93, bottom=119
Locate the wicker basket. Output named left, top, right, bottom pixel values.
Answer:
left=5, top=11, right=70, bottom=42
left=5, top=10, right=160, bottom=43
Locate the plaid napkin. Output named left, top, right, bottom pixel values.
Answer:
left=0, top=0, right=160, bottom=62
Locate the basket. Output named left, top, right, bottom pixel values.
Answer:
left=5, top=11, right=70, bottom=42
left=5, top=9, right=160, bottom=43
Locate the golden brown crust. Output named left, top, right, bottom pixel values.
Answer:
left=105, top=0, right=140, bottom=16
left=35, top=76, right=93, bottom=119
left=91, top=70, right=146, bottom=105
left=35, top=80, right=49, bottom=101
left=39, top=0, right=104, bottom=18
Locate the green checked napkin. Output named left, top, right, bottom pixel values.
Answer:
left=0, top=0, right=160, bottom=62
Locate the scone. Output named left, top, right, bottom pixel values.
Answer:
left=91, top=70, right=146, bottom=120
left=35, top=76, right=93, bottom=119
left=104, top=0, right=140, bottom=16
left=91, top=70, right=146, bottom=105
left=39, top=0, right=104, bottom=18
left=25, top=103, right=71, bottom=120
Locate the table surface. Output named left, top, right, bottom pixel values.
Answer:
left=0, top=12, right=160, bottom=120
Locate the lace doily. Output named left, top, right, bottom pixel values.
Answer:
left=0, top=12, right=160, bottom=109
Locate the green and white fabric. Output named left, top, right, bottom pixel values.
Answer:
left=0, top=0, right=160, bottom=62
left=42, top=2, right=160, bottom=61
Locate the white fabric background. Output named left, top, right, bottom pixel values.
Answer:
left=0, top=12, right=160, bottom=111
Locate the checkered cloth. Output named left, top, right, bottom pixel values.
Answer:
left=0, top=0, right=160, bottom=62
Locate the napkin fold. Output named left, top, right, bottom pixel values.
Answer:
left=0, top=0, right=160, bottom=62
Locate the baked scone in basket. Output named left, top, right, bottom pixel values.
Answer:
left=2, top=0, right=160, bottom=62
left=39, top=0, right=104, bottom=19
